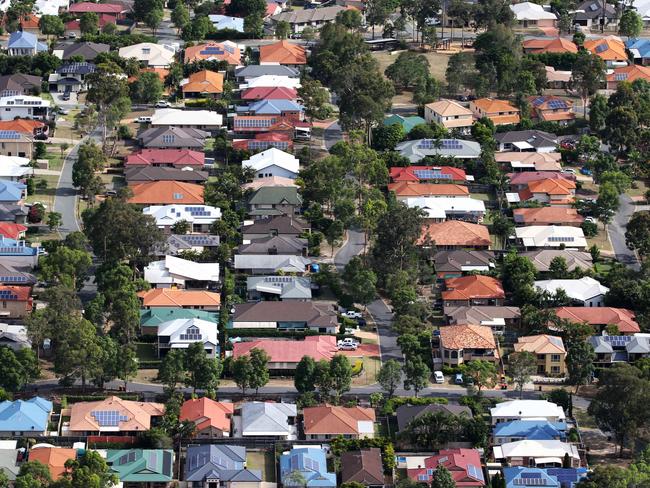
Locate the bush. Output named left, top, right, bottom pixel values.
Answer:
left=117, top=124, right=133, bottom=140
left=351, top=359, right=364, bottom=376
left=381, top=396, right=448, bottom=415
left=65, top=393, right=140, bottom=403
left=138, top=360, right=162, bottom=369
left=581, top=221, right=598, bottom=238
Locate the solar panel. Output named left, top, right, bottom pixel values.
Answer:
left=91, top=410, right=128, bottom=427
left=0, top=131, right=20, bottom=140
left=521, top=473, right=542, bottom=479
left=440, top=139, right=462, bottom=149
left=413, top=169, right=452, bottom=180
left=595, top=44, right=608, bottom=53
left=467, top=464, right=484, bottom=482
left=532, top=97, right=546, bottom=105
left=418, top=139, right=436, bottom=149
left=614, top=73, right=628, bottom=81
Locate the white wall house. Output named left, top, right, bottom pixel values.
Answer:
left=490, top=400, right=566, bottom=425
left=534, top=277, right=609, bottom=307
left=242, top=147, right=299, bottom=179
left=144, top=255, right=219, bottom=288
left=157, top=318, right=218, bottom=358
left=0, top=96, right=50, bottom=121
left=142, top=205, right=221, bottom=232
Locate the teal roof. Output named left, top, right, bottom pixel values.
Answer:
left=140, top=308, right=219, bottom=329
left=384, top=114, right=427, bottom=134
left=106, top=449, right=173, bottom=483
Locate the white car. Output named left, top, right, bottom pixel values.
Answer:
left=338, top=342, right=358, bottom=351
left=338, top=337, right=359, bottom=346
left=155, top=101, right=171, bottom=108
left=585, top=216, right=597, bottom=224
left=434, top=371, right=444, bottom=384
left=561, top=168, right=576, bottom=174
left=344, top=327, right=358, bottom=336
left=342, top=310, right=363, bottom=319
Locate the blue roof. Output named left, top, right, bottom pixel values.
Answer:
left=0, top=180, right=25, bottom=203
left=626, top=38, right=650, bottom=58
left=546, top=468, right=588, bottom=488
left=244, top=99, right=304, bottom=115
left=0, top=236, right=38, bottom=256
left=493, top=420, right=566, bottom=440
left=8, top=31, right=48, bottom=52
left=185, top=445, right=262, bottom=482
left=504, top=467, right=560, bottom=488
left=280, top=448, right=336, bottom=488
left=0, top=397, right=52, bottom=432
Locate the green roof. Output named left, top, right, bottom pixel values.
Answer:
left=106, top=449, right=174, bottom=483
left=384, top=114, right=427, bottom=133
left=248, top=186, right=302, bottom=205
left=140, top=308, right=219, bottom=329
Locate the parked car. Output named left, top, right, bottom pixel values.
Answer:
left=342, top=310, right=363, bottom=319
left=455, top=373, right=464, bottom=384
left=61, top=92, right=71, bottom=101
left=338, top=337, right=359, bottom=346
left=585, top=216, right=597, bottom=224
left=357, top=318, right=367, bottom=327
left=344, top=327, right=358, bottom=336
left=561, top=168, right=575, bottom=175
left=434, top=371, right=444, bottom=384
left=580, top=167, right=593, bottom=176
left=136, top=116, right=152, bottom=123
left=338, top=342, right=358, bottom=351
left=155, top=100, right=171, bottom=108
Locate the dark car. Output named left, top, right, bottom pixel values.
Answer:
left=61, top=92, right=71, bottom=101
left=34, top=133, right=48, bottom=141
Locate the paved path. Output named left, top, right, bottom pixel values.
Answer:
left=334, top=229, right=366, bottom=270
left=607, top=194, right=650, bottom=271
left=367, top=298, right=402, bottom=364
left=323, top=120, right=343, bottom=151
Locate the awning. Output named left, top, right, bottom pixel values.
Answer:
left=513, top=141, right=534, bottom=150
left=506, top=193, right=521, bottom=203
left=535, top=457, right=562, bottom=465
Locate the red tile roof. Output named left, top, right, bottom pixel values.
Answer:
left=259, top=40, right=307, bottom=65
left=554, top=307, right=640, bottom=334
left=29, top=448, right=76, bottom=480
left=419, top=221, right=490, bottom=247
left=0, top=285, right=31, bottom=302
left=523, top=37, right=578, bottom=54
left=513, top=207, right=584, bottom=225
left=508, top=171, right=574, bottom=186
left=179, top=397, right=233, bottom=433
left=408, top=449, right=484, bottom=487
left=241, top=86, right=298, bottom=101
left=128, top=181, right=204, bottom=204
left=0, top=119, right=46, bottom=135
left=389, top=166, right=467, bottom=183
left=138, top=288, right=221, bottom=308
left=126, top=149, right=204, bottom=167
left=442, top=275, right=505, bottom=301
left=303, top=405, right=376, bottom=435
left=68, top=2, right=124, bottom=14
left=439, top=324, right=497, bottom=351
left=388, top=181, right=470, bottom=197
left=0, top=222, right=27, bottom=239
left=233, top=336, right=338, bottom=363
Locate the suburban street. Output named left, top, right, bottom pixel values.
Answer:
left=608, top=194, right=649, bottom=271
left=334, top=229, right=365, bottom=270
left=367, top=298, right=402, bottom=364
left=323, top=120, right=343, bottom=150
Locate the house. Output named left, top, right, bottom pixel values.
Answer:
left=513, top=207, right=584, bottom=227
left=34, top=0, right=69, bottom=16
left=232, top=115, right=309, bottom=138
left=236, top=65, right=300, bottom=84
left=118, top=42, right=176, bottom=67
left=247, top=275, right=312, bottom=301
left=436, top=324, right=499, bottom=366
left=554, top=307, right=640, bottom=334
left=125, top=166, right=209, bottom=185
left=158, top=233, right=220, bottom=257
left=627, top=38, right=650, bottom=65
left=239, top=235, right=307, bottom=255
left=66, top=396, right=165, bottom=435
left=0, top=119, right=47, bottom=137
left=0, top=180, right=25, bottom=203
left=179, top=398, right=233, bottom=438
left=53, top=41, right=110, bottom=61
left=545, top=66, right=573, bottom=89
left=496, top=130, right=558, bottom=153
left=424, top=99, right=474, bottom=132
left=6, top=31, right=47, bottom=56
left=230, top=301, right=337, bottom=333
left=48, top=62, right=95, bottom=93
left=105, top=449, right=174, bottom=486
left=260, top=40, right=307, bottom=66
left=150, top=109, right=222, bottom=132
left=0, top=285, right=32, bottom=318
left=0, top=96, right=50, bottom=121
left=509, top=171, right=574, bottom=190
left=433, top=250, right=495, bottom=279
left=242, top=147, right=299, bottom=179
left=64, top=14, right=116, bottom=37
left=303, top=405, right=375, bottom=441
left=418, top=221, right=491, bottom=250
left=233, top=335, right=337, bottom=370
left=0, top=261, right=34, bottom=284
left=390, top=165, right=468, bottom=183
left=241, top=215, right=309, bottom=240
left=383, top=114, right=427, bottom=134
left=0, top=322, right=31, bottom=349
left=280, top=447, right=336, bottom=487
left=232, top=132, right=294, bottom=152
left=145, top=255, right=219, bottom=288
left=469, top=98, right=520, bottom=126
left=238, top=99, right=304, bottom=119
left=184, top=445, right=262, bottom=487
left=494, top=440, right=580, bottom=468
left=247, top=186, right=301, bottom=218
left=528, top=96, right=575, bottom=124
left=494, top=420, right=566, bottom=445
left=407, top=449, right=484, bottom=487
left=181, top=70, right=224, bottom=99
left=442, top=275, right=505, bottom=307
left=236, top=402, right=297, bottom=438
left=496, top=152, right=563, bottom=172
left=138, top=127, right=209, bottom=149
left=522, top=249, right=593, bottom=273
left=584, top=36, right=627, bottom=65
left=490, top=400, right=566, bottom=425
left=341, top=449, right=385, bottom=488
left=270, top=5, right=347, bottom=33
left=511, top=2, right=557, bottom=26
left=0, top=397, right=52, bottom=436
left=143, top=204, right=221, bottom=232
left=395, top=138, right=481, bottom=163
left=233, top=254, right=313, bottom=274
left=0, top=444, right=19, bottom=481
left=240, top=74, right=301, bottom=90
left=28, top=447, right=76, bottom=479
left=504, top=468, right=587, bottom=488
left=68, top=1, right=126, bottom=17
left=208, top=14, right=244, bottom=32
left=606, top=64, right=650, bottom=89
left=404, top=196, right=486, bottom=222
left=126, top=148, right=204, bottom=168
left=514, top=226, right=587, bottom=250
left=517, top=178, right=576, bottom=206
left=0, top=204, right=28, bottom=223
left=0, top=237, right=38, bottom=268
left=514, top=334, right=566, bottom=376
left=588, top=334, right=650, bottom=365
left=534, top=277, right=608, bottom=306
left=139, top=288, right=221, bottom=311
left=241, top=85, right=298, bottom=101
left=396, top=403, right=473, bottom=432
left=157, top=318, right=218, bottom=358
left=184, top=41, right=241, bottom=65
left=242, top=176, right=298, bottom=191
left=389, top=181, right=470, bottom=201
left=0, top=156, right=30, bottom=181
left=140, top=307, right=219, bottom=336
left=128, top=181, right=204, bottom=205
left=444, top=306, right=521, bottom=335
left=0, top=74, right=42, bottom=97
left=128, top=67, right=170, bottom=87
left=523, top=37, right=578, bottom=54
left=574, top=0, right=617, bottom=29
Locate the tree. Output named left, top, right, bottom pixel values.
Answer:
left=570, top=50, right=605, bottom=117
left=377, top=359, right=402, bottom=398
left=39, top=15, right=64, bottom=38
left=56, top=449, right=118, bottom=488
left=129, top=71, right=163, bottom=104
left=40, top=245, right=92, bottom=290
left=343, top=257, right=377, bottom=308
left=473, top=25, right=522, bottom=95
left=15, top=461, right=52, bottom=488
left=227, top=0, right=265, bottom=17
left=185, top=342, right=222, bottom=394
left=431, top=466, right=456, bottom=488
left=566, top=341, right=595, bottom=393
left=619, top=9, right=643, bottom=39
left=626, top=211, right=650, bottom=260
left=548, top=256, right=569, bottom=279
left=295, top=356, right=317, bottom=394
left=145, top=8, right=164, bottom=35
left=284, top=470, right=308, bottom=488
left=244, top=13, right=264, bottom=38
left=54, top=317, right=103, bottom=389
left=508, top=351, right=537, bottom=398
left=403, top=357, right=430, bottom=397
left=385, top=51, right=430, bottom=91
left=314, top=359, right=334, bottom=402
left=158, top=349, right=185, bottom=393
left=46, top=211, right=62, bottom=231
left=79, top=11, right=99, bottom=34
left=462, top=360, right=498, bottom=394
left=275, top=20, right=290, bottom=39
left=604, top=106, right=639, bottom=153
left=501, top=251, right=537, bottom=305
left=589, top=94, right=609, bottom=132
left=298, top=78, right=331, bottom=124
left=365, top=0, right=395, bottom=38
left=473, top=0, right=514, bottom=29
left=249, top=347, right=270, bottom=396
left=134, top=0, right=163, bottom=22
left=86, top=61, right=131, bottom=145
left=72, top=140, right=106, bottom=199
left=595, top=182, right=620, bottom=228
left=232, top=355, right=254, bottom=396
left=330, top=354, right=352, bottom=404
left=171, top=2, right=190, bottom=33
left=0, top=346, right=39, bottom=392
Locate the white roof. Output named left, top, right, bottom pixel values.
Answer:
left=118, top=43, right=176, bottom=67
left=144, top=255, right=219, bottom=285
left=157, top=318, right=218, bottom=348
left=404, top=196, right=486, bottom=219
left=143, top=204, right=222, bottom=227
left=0, top=95, right=50, bottom=108
left=515, top=225, right=587, bottom=249
left=242, top=147, right=299, bottom=174
left=34, top=0, right=69, bottom=16
left=0, top=156, right=30, bottom=178
left=241, top=402, right=297, bottom=436
left=534, top=277, right=609, bottom=302
left=493, top=440, right=579, bottom=461
left=208, top=14, right=245, bottom=32
left=491, top=400, right=566, bottom=420
left=510, top=2, right=558, bottom=20
left=240, top=75, right=301, bottom=89
left=633, top=0, right=650, bottom=18
left=151, top=108, right=222, bottom=127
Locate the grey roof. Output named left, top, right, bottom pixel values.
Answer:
left=0, top=204, right=28, bottom=221
left=56, top=62, right=96, bottom=75
left=138, top=127, right=209, bottom=149
left=233, top=301, right=337, bottom=328
left=247, top=275, right=312, bottom=300
left=434, top=250, right=495, bottom=273
left=0, top=263, right=35, bottom=285
left=57, top=41, right=110, bottom=60
left=588, top=335, right=650, bottom=357
left=396, top=403, right=473, bottom=432
left=236, top=65, right=300, bottom=79
left=241, top=215, right=310, bottom=236
left=0, top=74, right=41, bottom=94
left=0, top=449, right=19, bottom=480
left=234, top=254, right=312, bottom=273
left=124, top=166, right=209, bottom=183
left=396, top=138, right=481, bottom=163
left=445, top=305, right=521, bottom=324
left=240, top=402, right=297, bottom=435
left=160, top=234, right=221, bottom=255
left=495, top=130, right=558, bottom=148
left=184, top=445, right=262, bottom=483
left=521, top=250, right=593, bottom=273
left=574, top=0, right=616, bottom=20
left=248, top=186, right=302, bottom=206
left=238, top=235, right=308, bottom=255
left=271, top=5, right=345, bottom=24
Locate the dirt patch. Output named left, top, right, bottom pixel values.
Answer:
left=372, top=47, right=467, bottom=83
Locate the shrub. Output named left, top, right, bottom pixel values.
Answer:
left=581, top=221, right=598, bottom=238
left=351, top=359, right=364, bottom=376
left=381, top=396, right=448, bottom=415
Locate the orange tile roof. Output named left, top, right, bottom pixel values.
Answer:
left=181, top=70, right=224, bottom=94
left=388, top=181, right=470, bottom=197
left=28, top=448, right=76, bottom=480
left=526, top=178, right=575, bottom=195
left=607, top=65, right=650, bottom=84
left=184, top=42, right=241, bottom=65
left=179, top=397, right=233, bottom=434
left=418, top=221, right=491, bottom=247
left=128, top=67, right=169, bottom=83
left=303, top=405, right=376, bottom=435
left=0, top=285, right=31, bottom=302
left=584, top=36, right=627, bottom=61
left=233, top=335, right=338, bottom=363
left=0, top=119, right=45, bottom=134
left=442, top=275, right=505, bottom=300
left=539, top=111, right=575, bottom=122
left=128, top=181, right=204, bottom=204
left=259, top=40, right=307, bottom=65
left=554, top=307, right=640, bottom=334
left=472, top=98, right=520, bottom=115
left=513, top=207, right=583, bottom=225
left=489, top=114, right=521, bottom=125
left=138, top=288, right=221, bottom=308
left=439, top=324, right=497, bottom=350
left=68, top=396, right=165, bottom=433
left=0, top=222, right=27, bottom=239
left=514, top=334, right=566, bottom=354
left=425, top=99, right=474, bottom=117
left=523, top=37, right=578, bottom=53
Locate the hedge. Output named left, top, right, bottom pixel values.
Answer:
left=329, top=437, right=396, bottom=473
left=63, top=393, right=141, bottom=404
left=138, top=360, right=162, bottom=369
left=381, top=396, right=448, bottom=415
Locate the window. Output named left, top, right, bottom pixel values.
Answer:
left=551, top=366, right=560, bottom=373
left=551, top=354, right=561, bottom=362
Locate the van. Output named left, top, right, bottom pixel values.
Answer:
left=136, top=116, right=152, bottom=123
left=434, top=371, right=444, bottom=384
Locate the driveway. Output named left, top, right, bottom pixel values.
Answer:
left=323, top=120, right=343, bottom=151
left=367, top=298, right=402, bottom=363
left=334, top=229, right=365, bottom=270
left=607, top=194, right=649, bottom=271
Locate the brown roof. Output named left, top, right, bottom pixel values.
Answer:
left=442, top=275, right=505, bottom=301
left=181, top=70, right=224, bottom=94
left=138, top=288, right=221, bottom=308
left=425, top=99, right=473, bottom=117
left=68, top=396, right=165, bottom=433
left=28, top=448, right=76, bottom=480
left=128, top=181, right=204, bottom=205
left=513, top=207, right=584, bottom=225
left=554, top=307, right=640, bottom=334
left=419, top=221, right=490, bottom=247
left=341, top=449, right=384, bottom=486
left=439, top=324, right=497, bottom=350
left=388, top=181, right=470, bottom=197
left=303, top=405, right=376, bottom=435
left=233, top=301, right=337, bottom=328
left=523, top=37, right=578, bottom=53
left=259, top=40, right=307, bottom=65
left=514, top=334, right=566, bottom=354
left=184, top=42, right=241, bottom=65
left=472, top=98, right=520, bottom=114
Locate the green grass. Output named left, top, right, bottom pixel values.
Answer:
left=627, top=179, right=649, bottom=198
left=574, top=408, right=597, bottom=429
left=472, top=192, right=494, bottom=202
left=45, top=147, right=64, bottom=171
left=27, top=174, right=60, bottom=209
